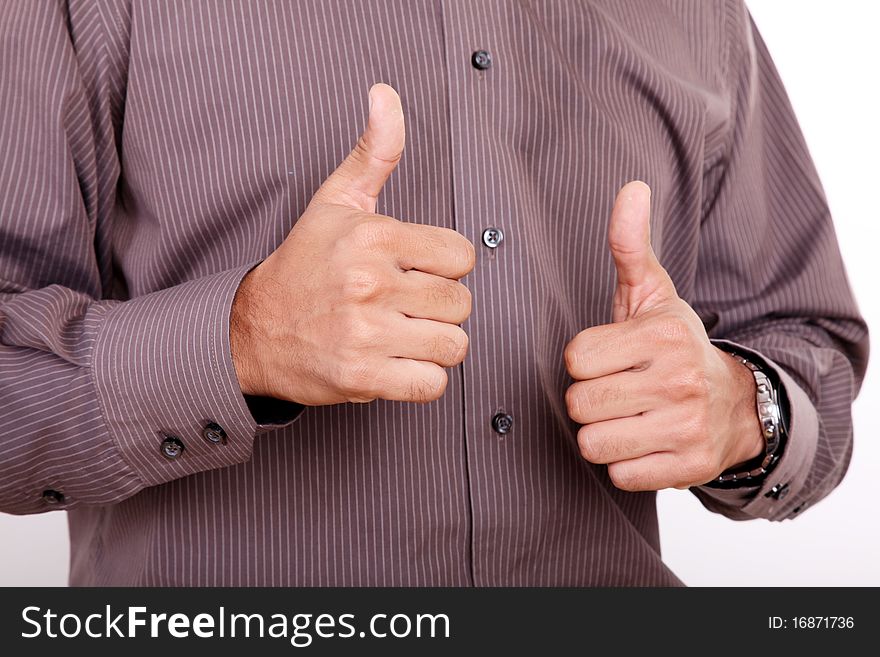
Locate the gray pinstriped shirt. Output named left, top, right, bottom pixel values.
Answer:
left=0, top=0, right=868, bottom=585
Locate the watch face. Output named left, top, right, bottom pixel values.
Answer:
left=758, top=402, right=781, bottom=454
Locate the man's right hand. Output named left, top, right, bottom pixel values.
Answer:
left=230, top=83, right=475, bottom=406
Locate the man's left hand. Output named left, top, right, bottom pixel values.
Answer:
left=564, top=181, right=764, bottom=491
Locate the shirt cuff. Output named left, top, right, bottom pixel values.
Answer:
left=91, top=264, right=304, bottom=488
left=692, top=339, right=820, bottom=521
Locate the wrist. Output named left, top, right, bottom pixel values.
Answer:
left=705, top=347, right=786, bottom=489
left=719, top=346, right=765, bottom=469
left=230, top=267, right=269, bottom=397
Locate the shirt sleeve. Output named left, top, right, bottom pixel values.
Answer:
left=0, top=1, right=301, bottom=515
left=687, top=1, right=869, bottom=521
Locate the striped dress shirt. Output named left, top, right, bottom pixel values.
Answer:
left=0, top=0, right=868, bottom=586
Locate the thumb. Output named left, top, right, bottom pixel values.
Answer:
left=608, top=181, right=677, bottom=321
left=314, top=83, right=405, bottom=213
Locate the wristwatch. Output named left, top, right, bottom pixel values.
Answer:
left=705, top=352, right=786, bottom=488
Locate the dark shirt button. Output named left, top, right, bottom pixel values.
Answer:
left=42, top=489, right=65, bottom=505
left=482, top=226, right=504, bottom=248
left=491, top=412, right=514, bottom=435
left=202, top=422, right=227, bottom=445
left=471, top=50, right=492, bottom=70
left=160, top=435, right=186, bottom=460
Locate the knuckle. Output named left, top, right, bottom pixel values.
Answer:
left=439, top=228, right=476, bottom=275
left=584, top=383, right=624, bottom=413
left=460, top=237, right=477, bottom=273
left=431, top=368, right=450, bottom=399
left=340, top=312, right=375, bottom=346
left=565, top=384, right=583, bottom=420
left=351, top=135, right=371, bottom=164
left=409, top=368, right=448, bottom=403
left=683, top=449, right=717, bottom=484
left=652, top=314, right=690, bottom=345
left=350, top=218, right=395, bottom=251
left=669, top=365, right=710, bottom=401
left=342, top=266, right=384, bottom=302
left=608, top=464, right=638, bottom=491
left=691, top=399, right=711, bottom=436
left=354, top=135, right=402, bottom=170
left=426, top=278, right=460, bottom=306
left=457, top=284, right=473, bottom=321
left=428, top=330, right=469, bottom=365
left=451, top=329, right=470, bottom=363
left=577, top=426, right=601, bottom=462
left=678, top=413, right=706, bottom=450
left=678, top=405, right=710, bottom=447
left=563, top=340, right=583, bottom=375
left=339, top=359, right=377, bottom=397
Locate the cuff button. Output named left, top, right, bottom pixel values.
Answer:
left=41, top=489, right=65, bottom=505
left=160, top=435, right=186, bottom=460
left=766, top=482, right=790, bottom=500
left=202, top=422, right=227, bottom=445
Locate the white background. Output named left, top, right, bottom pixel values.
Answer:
left=658, top=0, right=880, bottom=585
left=1, top=0, right=877, bottom=586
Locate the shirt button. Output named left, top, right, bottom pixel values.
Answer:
left=491, top=411, right=514, bottom=435
left=41, top=489, right=65, bottom=505
left=160, top=435, right=186, bottom=460
left=471, top=49, right=492, bottom=70
left=482, top=226, right=504, bottom=248
left=202, top=422, right=227, bottom=445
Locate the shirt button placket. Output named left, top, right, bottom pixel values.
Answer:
left=469, top=45, right=510, bottom=438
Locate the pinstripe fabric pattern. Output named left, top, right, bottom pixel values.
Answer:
left=0, top=0, right=867, bottom=586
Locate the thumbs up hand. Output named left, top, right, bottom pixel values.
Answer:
left=564, top=182, right=765, bottom=491
left=231, top=84, right=475, bottom=406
